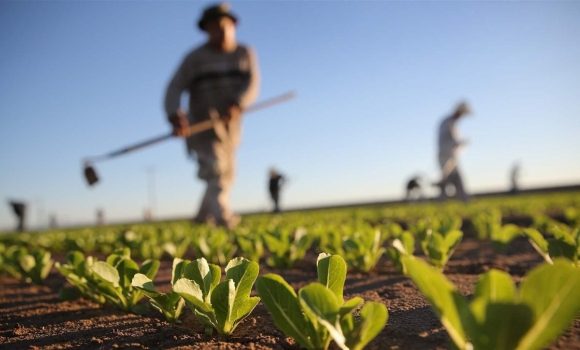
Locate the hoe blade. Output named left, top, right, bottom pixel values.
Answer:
left=84, top=165, right=99, bottom=186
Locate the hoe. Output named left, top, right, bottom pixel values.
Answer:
left=83, top=91, right=295, bottom=186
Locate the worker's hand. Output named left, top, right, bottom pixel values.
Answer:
left=222, top=103, right=241, bottom=126
left=169, top=110, right=191, bottom=137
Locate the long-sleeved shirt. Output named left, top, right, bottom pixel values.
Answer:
left=438, top=116, right=461, bottom=167
left=164, top=43, right=260, bottom=149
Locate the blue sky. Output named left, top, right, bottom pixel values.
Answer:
left=1, top=1, right=579, bottom=230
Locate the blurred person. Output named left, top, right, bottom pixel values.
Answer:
left=9, top=201, right=26, bottom=232
left=511, top=162, right=521, bottom=193
left=49, top=214, right=58, bottom=229
left=269, top=168, right=285, bottom=213
left=435, top=102, right=471, bottom=202
left=164, top=3, right=259, bottom=229
left=96, top=208, right=105, bottom=226
left=405, top=176, right=423, bottom=201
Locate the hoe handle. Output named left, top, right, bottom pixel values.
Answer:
left=88, top=91, right=296, bottom=163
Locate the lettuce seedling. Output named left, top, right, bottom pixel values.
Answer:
left=523, top=227, right=580, bottom=267
left=2, top=246, right=54, bottom=284
left=419, top=229, right=462, bottom=271
left=162, top=237, right=191, bottom=259
left=56, top=250, right=106, bottom=303
left=342, top=229, right=386, bottom=272
left=131, top=258, right=189, bottom=323
left=257, top=253, right=388, bottom=350
left=173, top=257, right=260, bottom=336
left=402, top=256, right=580, bottom=350
left=386, top=231, right=415, bottom=274
left=191, top=228, right=237, bottom=265
left=473, top=210, right=521, bottom=251
left=234, top=230, right=264, bottom=263
left=91, top=248, right=160, bottom=314
left=263, top=227, right=312, bottom=268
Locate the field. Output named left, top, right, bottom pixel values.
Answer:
left=1, top=192, right=580, bottom=349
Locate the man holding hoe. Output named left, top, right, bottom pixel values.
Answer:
left=164, top=3, right=260, bottom=229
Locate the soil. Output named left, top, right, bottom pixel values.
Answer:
left=1, top=231, right=579, bottom=349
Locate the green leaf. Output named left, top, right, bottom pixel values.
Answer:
left=173, top=278, right=213, bottom=313
left=225, top=258, right=260, bottom=321
left=317, top=253, right=347, bottom=304
left=547, top=239, right=576, bottom=261
left=131, top=273, right=161, bottom=298
left=299, top=283, right=344, bottom=349
left=472, top=270, right=516, bottom=304
left=116, top=258, right=139, bottom=289
left=183, top=258, right=220, bottom=299
left=345, top=302, right=388, bottom=350
left=92, top=261, right=120, bottom=287
left=401, top=232, right=415, bottom=255
left=212, top=279, right=236, bottom=334
left=516, top=259, right=580, bottom=350
left=444, top=230, right=463, bottom=255
left=402, top=256, right=469, bottom=349
left=66, top=251, right=85, bottom=268
left=468, top=301, right=534, bottom=350
left=18, top=255, right=36, bottom=272
left=139, top=259, right=160, bottom=280
left=339, top=297, right=364, bottom=317
left=171, top=258, right=189, bottom=285
left=256, top=274, right=313, bottom=349
left=523, top=228, right=551, bottom=263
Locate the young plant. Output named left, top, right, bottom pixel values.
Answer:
left=131, top=258, right=189, bottom=323
left=523, top=227, right=580, bottom=267
left=262, top=227, right=312, bottom=268
left=173, top=257, right=260, bottom=336
left=162, top=237, right=191, bottom=259
left=55, top=251, right=106, bottom=303
left=91, top=248, right=160, bottom=314
left=472, top=210, right=521, bottom=250
left=402, top=256, right=580, bottom=350
left=1, top=246, right=54, bottom=284
left=419, top=229, right=463, bottom=271
left=234, top=229, right=264, bottom=263
left=342, top=229, right=386, bottom=272
left=191, top=228, right=237, bottom=265
left=386, top=231, right=415, bottom=274
left=257, top=253, right=388, bottom=350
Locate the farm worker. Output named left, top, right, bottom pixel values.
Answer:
left=435, top=102, right=471, bottom=202
left=510, top=162, right=521, bottom=193
left=268, top=168, right=285, bottom=213
left=8, top=200, right=27, bottom=232
left=164, top=3, right=260, bottom=229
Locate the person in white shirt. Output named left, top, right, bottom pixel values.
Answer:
left=436, top=102, right=471, bottom=202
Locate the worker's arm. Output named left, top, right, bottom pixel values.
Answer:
left=164, top=54, right=193, bottom=137
left=233, top=46, right=260, bottom=110
left=222, top=47, right=260, bottom=127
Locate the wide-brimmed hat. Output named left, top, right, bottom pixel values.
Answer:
left=197, top=3, right=238, bottom=31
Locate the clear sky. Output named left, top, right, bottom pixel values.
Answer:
left=1, top=1, right=579, bottom=230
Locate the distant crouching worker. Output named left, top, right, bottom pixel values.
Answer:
left=436, top=102, right=471, bottom=202
left=405, top=176, right=423, bottom=201
left=269, top=168, right=285, bottom=213
left=9, top=201, right=27, bottom=232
